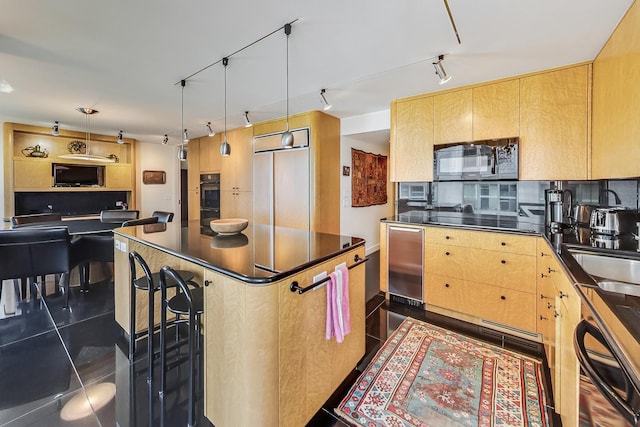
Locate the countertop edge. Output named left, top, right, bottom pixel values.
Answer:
left=114, top=228, right=366, bottom=285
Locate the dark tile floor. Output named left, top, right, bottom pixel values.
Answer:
left=0, top=251, right=556, bottom=426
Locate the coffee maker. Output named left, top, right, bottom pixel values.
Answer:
left=544, top=189, right=566, bottom=231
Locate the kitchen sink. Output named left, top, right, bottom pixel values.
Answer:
left=569, top=250, right=640, bottom=295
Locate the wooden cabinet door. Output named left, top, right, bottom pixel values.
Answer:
left=199, top=134, right=221, bottom=173
left=472, top=80, right=519, bottom=140
left=592, top=1, right=640, bottom=179
left=187, top=138, right=200, bottom=192
left=434, top=89, right=472, bottom=145
left=13, top=159, right=52, bottom=189
left=105, top=164, right=132, bottom=189
left=390, top=97, right=434, bottom=182
left=519, top=65, right=590, bottom=180
left=188, top=189, right=200, bottom=221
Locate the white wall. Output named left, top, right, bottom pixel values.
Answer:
left=340, top=111, right=395, bottom=255
left=135, top=141, right=182, bottom=219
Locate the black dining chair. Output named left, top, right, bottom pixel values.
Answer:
left=99, top=209, right=139, bottom=224
left=151, top=211, right=174, bottom=223
left=63, top=233, right=115, bottom=304
left=0, top=227, right=71, bottom=305
left=9, top=212, right=64, bottom=297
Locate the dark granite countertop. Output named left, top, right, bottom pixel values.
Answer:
left=113, top=220, right=365, bottom=284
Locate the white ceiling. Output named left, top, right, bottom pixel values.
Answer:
left=0, top=0, right=633, bottom=145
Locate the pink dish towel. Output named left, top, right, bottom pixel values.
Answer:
left=325, top=274, right=336, bottom=341
left=335, top=265, right=351, bottom=339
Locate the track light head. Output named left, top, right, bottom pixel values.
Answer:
left=243, top=111, right=252, bottom=127
left=117, top=130, right=124, bottom=144
left=177, top=146, right=187, bottom=161
left=52, top=121, right=60, bottom=136
left=183, top=129, right=189, bottom=143
left=206, top=122, right=215, bottom=137
left=162, top=134, right=168, bottom=145
left=320, top=89, right=332, bottom=111
left=433, top=55, right=452, bottom=85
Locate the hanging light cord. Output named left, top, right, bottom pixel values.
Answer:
left=85, top=113, right=91, bottom=155
left=285, top=25, right=290, bottom=131
left=177, top=19, right=298, bottom=85
left=181, top=79, right=185, bottom=150
left=223, top=58, right=228, bottom=140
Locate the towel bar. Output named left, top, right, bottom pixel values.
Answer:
left=289, top=254, right=369, bottom=294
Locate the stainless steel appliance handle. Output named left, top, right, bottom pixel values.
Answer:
left=389, top=226, right=422, bottom=233
left=574, top=320, right=640, bottom=426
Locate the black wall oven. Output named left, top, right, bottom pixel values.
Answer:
left=200, top=173, right=220, bottom=235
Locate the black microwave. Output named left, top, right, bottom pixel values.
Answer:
left=434, top=138, right=518, bottom=181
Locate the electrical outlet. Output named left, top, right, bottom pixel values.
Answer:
left=115, top=201, right=124, bottom=207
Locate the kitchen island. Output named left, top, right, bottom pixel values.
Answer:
left=112, top=220, right=366, bottom=427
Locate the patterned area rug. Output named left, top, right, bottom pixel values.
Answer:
left=336, top=317, right=549, bottom=427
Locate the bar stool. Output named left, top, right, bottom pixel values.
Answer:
left=158, top=266, right=204, bottom=427
left=127, top=252, right=196, bottom=382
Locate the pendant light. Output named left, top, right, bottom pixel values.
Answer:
left=178, top=80, right=187, bottom=161
left=59, top=108, right=116, bottom=163
left=281, top=23, right=294, bottom=148
left=220, top=57, right=231, bottom=157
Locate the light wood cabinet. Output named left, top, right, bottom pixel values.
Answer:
left=105, top=164, right=133, bottom=189
left=421, top=226, right=537, bottom=333
left=199, top=133, right=222, bottom=173
left=389, top=96, right=434, bottom=182
left=220, top=127, right=253, bottom=192
left=519, top=64, right=591, bottom=180
left=592, top=0, right=640, bottom=179
left=13, top=158, right=52, bottom=189
left=426, top=273, right=537, bottom=332
left=220, top=190, right=252, bottom=219
left=187, top=138, right=201, bottom=221
left=434, top=89, right=473, bottom=144
left=472, top=80, right=520, bottom=140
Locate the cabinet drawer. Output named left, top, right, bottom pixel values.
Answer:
left=424, top=227, right=536, bottom=255
left=426, top=273, right=537, bottom=332
left=425, top=245, right=536, bottom=293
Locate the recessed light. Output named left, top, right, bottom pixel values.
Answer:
left=0, top=79, right=14, bottom=94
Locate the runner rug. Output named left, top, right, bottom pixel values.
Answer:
left=336, top=317, right=549, bottom=427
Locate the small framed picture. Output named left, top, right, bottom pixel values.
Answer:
left=342, top=166, right=351, bottom=176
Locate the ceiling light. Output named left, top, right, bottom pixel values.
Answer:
left=178, top=80, right=187, bottom=161
left=117, top=130, right=124, bottom=144
left=433, top=55, right=452, bottom=85
left=59, top=108, right=116, bottom=163
left=162, top=134, right=169, bottom=145
left=52, top=121, right=60, bottom=136
left=0, top=79, right=14, bottom=94
left=320, top=89, right=332, bottom=111
left=243, top=111, right=252, bottom=128
left=281, top=23, right=294, bottom=148
left=220, top=57, right=231, bottom=157
left=206, top=122, right=215, bottom=137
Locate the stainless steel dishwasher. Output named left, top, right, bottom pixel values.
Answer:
left=388, top=226, right=424, bottom=305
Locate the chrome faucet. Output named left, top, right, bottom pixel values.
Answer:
left=601, top=189, right=621, bottom=205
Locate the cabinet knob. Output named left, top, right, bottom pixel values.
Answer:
left=547, top=302, right=553, bottom=309
left=559, top=291, right=567, bottom=299
left=554, top=311, right=560, bottom=318
left=501, top=242, right=506, bottom=246
left=501, top=259, right=506, bottom=264
left=540, top=273, right=549, bottom=278
left=548, top=267, right=557, bottom=274
left=539, top=315, right=548, bottom=321
left=445, top=283, right=450, bottom=288
left=541, top=251, right=548, bottom=257
left=445, top=235, right=450, bottom=240
left=445, top=251, right=450, bottom=256
left=500, top=295, right=506, bottom=300
left=204, top=280, right=211, bottom=287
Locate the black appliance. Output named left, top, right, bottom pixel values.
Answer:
left=200, top=173, right=220, bottom=235
left=434, top=138, right=518, bottom=181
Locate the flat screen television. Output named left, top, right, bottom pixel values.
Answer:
left=52, top=163, right=105, bottom=187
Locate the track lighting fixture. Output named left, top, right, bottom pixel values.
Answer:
left=320, top=89, right=332, bottom=111
left=281, top=23, right=294, bottom=148
left=220, top=57, right=231, bottom=157
left=178, top=79, right=187, bottom=161
left=433, top=55, right=452, bottom=85
left=206, top=122, right=215, bottom=137
left=243, top=111, right=252, bottom=128
left=51, top=121, right=60, bottom=136
left=162, top=134, right=168, bottom=145
left=117, top=130, right=124, bottom=144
